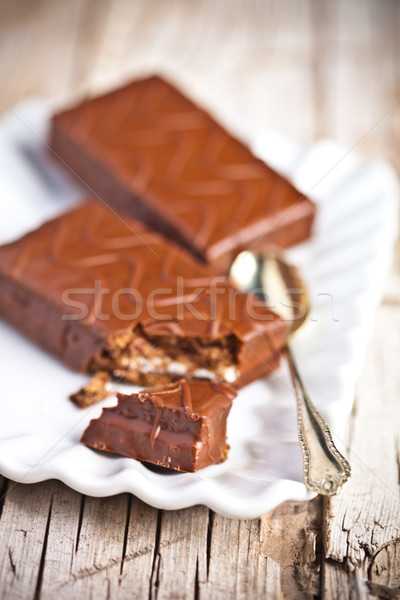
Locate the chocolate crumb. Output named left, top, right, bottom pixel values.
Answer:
left=69, top=371, right=111, bottom=408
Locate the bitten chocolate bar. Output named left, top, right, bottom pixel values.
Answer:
left=0, top=201, right=287, bottom=388
left=81, top=380, right=236, bottom=472
left=50, top=75, right=315, bottom=272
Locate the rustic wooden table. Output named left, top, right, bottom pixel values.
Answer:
left=0, top=1, right=399, bottom=598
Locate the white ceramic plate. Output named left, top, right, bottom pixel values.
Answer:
left=0, top=101, right=398, bottom=518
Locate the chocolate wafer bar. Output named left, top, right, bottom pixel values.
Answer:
left=50, top=75, right=315, bottom=272
left=0, top=201, right=287, bottom=388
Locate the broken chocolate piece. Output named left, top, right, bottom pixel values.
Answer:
left=80, top=379, right=236, bottom=472
left=0, top=201, right=287, bottom=388
left=50, top=75, right=316, bottom=272
left=69, top=371, right=111, bottom=408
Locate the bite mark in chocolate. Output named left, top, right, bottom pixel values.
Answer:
left=0, top=201, right=287, bottom=388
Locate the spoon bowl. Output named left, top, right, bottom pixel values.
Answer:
left=230, top=248, right=309, bottom=334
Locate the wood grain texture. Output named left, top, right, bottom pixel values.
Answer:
left=0, top=0, right=399, bottom=598
left=41, top=487, right=130, bottom=599
left=260, top=498, right=322, bottom=598
left=322, top=307, right=400, bottom=598
left=0, top=480, right=54, bottom=600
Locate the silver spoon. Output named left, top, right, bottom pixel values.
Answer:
left=230, top=249, right=351, bottom=496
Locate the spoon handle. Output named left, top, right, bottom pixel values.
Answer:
left=286, top=345, right=351, bottom=496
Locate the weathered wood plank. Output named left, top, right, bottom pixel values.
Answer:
left=0, top=0, right=89, bottom=107
left=56, top=492, right=128, bottom=599
left=202, top=514, right=267, bottom=599
left=0, top=476, right=8, bottom=520
left=39, top=487, right=160, bottom=599
left=118, top=499, right=159, bottom=598
left=322, top=306, right=400, bottom=598
left=367, top=538, right=400, bottom=596
left=38, top=482, right=81, bottom=600
left=0, top=480, right=55, bottom=600
left=148, top=506, right=209, bottom=600
left=309, top=0, right=400, bottom=595
left=310, top=0, right=400, bottom=156
left=260, top=498, right=322, bottom=599
left=321, top=561, right=365, bottom=600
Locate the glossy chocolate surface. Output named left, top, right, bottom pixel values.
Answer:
left=0, top=201, right=287, bottom=387
left=81, top=380, right=236, bottom=472
left=50, top=75, right=316, bottom=271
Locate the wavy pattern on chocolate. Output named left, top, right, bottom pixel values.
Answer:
left=51, top=76, right=315, bottom=265
left=0, top=201, right=286, bottom=367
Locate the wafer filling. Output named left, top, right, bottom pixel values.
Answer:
left=91, top=327, right=241, bottom=384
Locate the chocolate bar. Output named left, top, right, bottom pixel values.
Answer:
left=50, top=75, right=315, bottom=272
left=0, top=201, right=287, bottom=388
left=81, top=379, right=236, bottom=472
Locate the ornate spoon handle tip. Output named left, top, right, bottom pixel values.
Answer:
left=286, top=346, right=351, bottom=496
